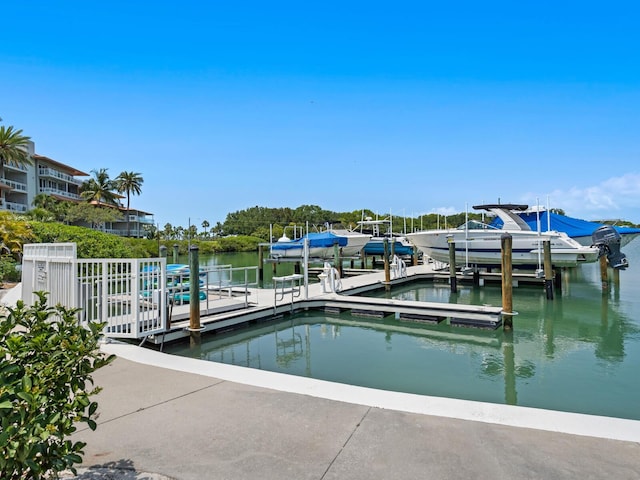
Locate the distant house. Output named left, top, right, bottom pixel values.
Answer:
left=82, top=200, right=155, bottom=238
left=0, top=140, right=153, bottom=237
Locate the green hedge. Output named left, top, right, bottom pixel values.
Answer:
left=0, top=292, right=114, bottom=479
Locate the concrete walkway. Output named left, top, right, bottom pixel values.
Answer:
left=66, top=342, right=640, bottom=480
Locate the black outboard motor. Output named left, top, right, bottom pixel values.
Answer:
left=592, top=225, right=629, bottom=270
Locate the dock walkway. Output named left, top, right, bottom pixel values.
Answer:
left=158, top=263, right=504, bottom=344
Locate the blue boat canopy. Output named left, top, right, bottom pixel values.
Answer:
left=490, top=210, right=640, bottom=238
left=272, top=231, right=348, bottom=251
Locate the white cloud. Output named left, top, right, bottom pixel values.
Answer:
left=531, top=173, right=640, bottom=221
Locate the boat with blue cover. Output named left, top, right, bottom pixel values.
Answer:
left=407, top=204, right=602, bottom=268
left=357, top=218, right=415, bottom=257
left=270, top=230, right=370, bottom=259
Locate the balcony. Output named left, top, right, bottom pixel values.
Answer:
left=4, top=162, right=28, bottom=173
left=3, top=201, right=28, bottom=212
left=0, top=178, right=28, bottom=192
left=38, top=187, right=81, bottom=200
left=127, top=214, right=154, bottom=224
left=38, top=167, right=82, bottom=185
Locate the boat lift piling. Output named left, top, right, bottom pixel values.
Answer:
left=159, top=245, right=167, bottom=258
left=501, top=233, right=514, bottom=330
left=600, top=256, right=609, bottom=290
left=188, top=245, right=202, bottom=346
left=543, top=240, right=554, bottom=300
left=448, top=237, right=457, bottom=293
left=172, top=244, right=179, bottom=264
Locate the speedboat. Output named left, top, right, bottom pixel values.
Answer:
left=406, top=204, right=601, bottom=268
left=357, top=218, right=415, bottom=256
left=270, top=230, right=370, bottom=259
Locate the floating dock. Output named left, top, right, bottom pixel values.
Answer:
left=147, top=262, right=509, bottom=345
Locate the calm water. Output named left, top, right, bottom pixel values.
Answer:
left=165, top=242, right=640, bottom=420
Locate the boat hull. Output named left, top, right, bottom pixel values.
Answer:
left=406, top=229, right=599, bottom=268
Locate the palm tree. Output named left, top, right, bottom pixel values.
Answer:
left=201, top=220, right=210, bottom=239
left=32, top=193, right=58, bottom=211
left=80, top=168, right=118, bottom=205
left=115, top=171, right=144, bottom=237
left=0, top=125, right=32, bottom=208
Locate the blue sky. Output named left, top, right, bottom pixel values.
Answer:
left=3, top=1, right=639, bottom=227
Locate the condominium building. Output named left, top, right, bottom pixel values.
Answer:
left=0, top=140, right=153, bottom=237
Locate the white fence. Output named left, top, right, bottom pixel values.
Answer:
left=21, top=243, right=262, bottom=340
left=76, top=258, right=167, bottom=339
left=22, top=243, right=167, bottom=339
left=22, top=243, right=78, bottom=309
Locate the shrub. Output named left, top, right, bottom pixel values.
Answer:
left=0, top=292, right=115, bottom=479
left=0, top=255, right=21, bottom=283
left=29, top=222, right=134, bottom=258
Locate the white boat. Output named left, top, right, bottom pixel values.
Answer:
left=270, top=230, right=370, bottom=259
left=406, top=204, right=601, bottom=268
left=357, top=218, right=415, bottom=256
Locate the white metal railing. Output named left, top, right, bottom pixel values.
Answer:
left=38, top=167, right=82, bottom=185
left=77, top=258, right=167, bottom=339
left=204, top=264, right=259, bottom=306
left=390, top=255, right=407, bottom=279
left=22, top=244, right=168, bottom=340
left=38, top=187, right=81, bottom=200
left=21, top=244, right=262, bottom=340
left=273, top=274, right=304, bottom=312
left=1, top=178, right=27, bottom=191
left=3, top=201, right=28, bottom=212
left=4, top=162, right=28, bottom=172
left=318, top=262, right=342, bottom=293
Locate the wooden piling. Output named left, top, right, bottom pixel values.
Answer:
left=448, top=238, right=457, bottom=293
left=543, top=240, right=554, bottom=300
left=501, top=233, right=513, bottom=330
left=189, top=245, right=201, bottom=346
left=600, top=255, right=609, bottom=290
left=172, top=244, right=179, bottom=264
left=159, top=245, right=167, bottom=258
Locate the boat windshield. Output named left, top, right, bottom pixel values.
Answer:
left=456, top=220, right=499, bottom=231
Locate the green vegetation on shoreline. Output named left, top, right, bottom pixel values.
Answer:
left=1, top=203, right=638, bottom=283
